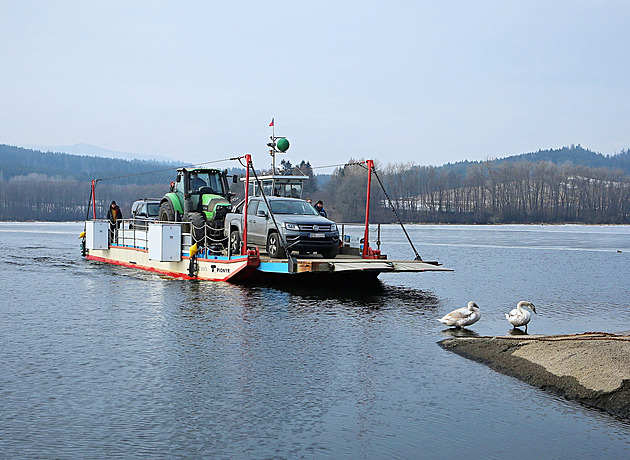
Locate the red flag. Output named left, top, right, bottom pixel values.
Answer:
left=269, top=118, right=274, bottom=127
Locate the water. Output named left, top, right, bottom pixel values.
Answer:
left=1, top=222, right=629, bottom=458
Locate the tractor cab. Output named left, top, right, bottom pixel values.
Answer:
left=160, top=168, right=232, bottom=224
left=159, top=167, right=234, bottom=249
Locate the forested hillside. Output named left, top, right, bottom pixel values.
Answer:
left=373, top=160, right=630, bottom=224
left=499, top=145, right=630, bottom=172
left=1, top=144, right=629, bottom=223
left=322, top=146, right=630, bottom=224
left=0, top=145, right=213, bottom=220
left=437, top=145, right=630, bottom=177
left=0, top=144, right=178, bottom=185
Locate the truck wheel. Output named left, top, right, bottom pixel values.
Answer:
left=320, top=245, right=338, bottom=259
left=188, top=212, right=207, bottom=247
left=266, top=232, right=286, bottom=259
left=229, top=230, right=241, bottom=255
left=159, top=201, right=175, bottom=222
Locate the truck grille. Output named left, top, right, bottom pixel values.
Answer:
left=298, top=224, right=332, bottom=232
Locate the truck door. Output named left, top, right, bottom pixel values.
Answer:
left=247, top=199, right=268, bottom=245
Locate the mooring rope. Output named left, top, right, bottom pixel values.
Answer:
left=371, top=168, right=423, bottom=261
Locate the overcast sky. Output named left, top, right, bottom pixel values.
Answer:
left=1, top=1, right=629, bottom=170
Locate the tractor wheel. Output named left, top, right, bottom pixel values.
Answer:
left=159, top=201, right=175, bottom=222
left=229, top=230, right=242, bottom=255
left=208, top=220, right=226, bottom=248
left=266, top=232, right=286, bottom=259
left=188, top=212, right=207, bottom=247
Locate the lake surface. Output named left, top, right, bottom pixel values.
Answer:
left=1, top=222, right=629, bottom=458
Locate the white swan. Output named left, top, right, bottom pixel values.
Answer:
left=439, top=301, right=481, bottom=328
left=505, top=301, right=537, bottom=332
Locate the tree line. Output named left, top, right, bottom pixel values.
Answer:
left=374, top=160, right=630, bottom=224
left=0, top=180, right=169, bottom=221
left=0, top=144, right=628, bottom=223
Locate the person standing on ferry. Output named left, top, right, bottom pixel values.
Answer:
left=314, top=200, right=327, bottom=218
left=106, top=201, right=122, bottom=242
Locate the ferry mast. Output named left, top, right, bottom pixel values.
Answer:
left=266, top=118, right=290, bottom=173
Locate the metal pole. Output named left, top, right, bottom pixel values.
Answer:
left=91, top=180, right=97, bottom=220
left=269, top=118, right=276, bottom=174
left=242, top=154, right=251, bottom=255
left=362, top=160, right=374, bottom=258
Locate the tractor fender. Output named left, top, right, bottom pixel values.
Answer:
left=162, top=192, right=184, bottom=215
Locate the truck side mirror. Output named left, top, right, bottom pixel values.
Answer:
left=232, top=174, right=238, bottom=183
left=256, top=210, right=268, bottom=218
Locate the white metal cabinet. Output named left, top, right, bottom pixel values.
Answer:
left=148, top=223, right=182, bottom=261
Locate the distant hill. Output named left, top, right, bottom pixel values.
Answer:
left=22, top=143, right=178, bottom=163
left=498, top=145, right=630, bottom=172
left=3, top=142, right=628, bottom=190
left=440, top=145, right=630, bottom=175
left=0, top=144, right=245, bottom=220
left=0, top=144, right=182, bottom=186
left=1, top=142, right=628, bottom=222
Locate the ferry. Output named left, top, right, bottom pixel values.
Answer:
left=81, top=134, right=452, bottom=283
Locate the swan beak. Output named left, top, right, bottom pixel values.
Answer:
left=531, top=304, right=537, bottom=314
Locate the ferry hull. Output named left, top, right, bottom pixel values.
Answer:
left=86, top=246, right=259, bottom=282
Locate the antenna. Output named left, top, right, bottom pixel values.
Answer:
left=266, top=118, right=290, bottom=173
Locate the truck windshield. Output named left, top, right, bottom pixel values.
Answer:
left=269, top=200, right=319, bottom=215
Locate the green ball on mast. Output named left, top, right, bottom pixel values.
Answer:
left=276, top=137, right=290, bottom=152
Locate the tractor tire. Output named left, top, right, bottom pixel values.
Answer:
left=159, top=201, right=175, bottom=222
left=207, top=220, right=226, bottom=248
left=229, top=230, right=242, bottom=255
left=188, top=212, right=207, bottom=247
left=266, top=232, right=286, bottom=259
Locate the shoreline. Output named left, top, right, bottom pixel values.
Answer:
left=439, top=332, right=630, bottom=420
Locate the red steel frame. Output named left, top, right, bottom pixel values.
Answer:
left=362, top=160, right=374, bottom=258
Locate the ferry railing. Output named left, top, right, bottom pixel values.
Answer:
left=111, top=219, right=150, bottom=249
left=107, top=219, right=382, bottom=258
left=187, top=219, right=228, bottom=258
left=338, top=223, right=382, bottom=252
left=103, top=218, right=228, bottom=257
left=99, top=217, right=246, bottom=260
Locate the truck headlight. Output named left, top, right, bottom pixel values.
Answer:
left=330, top=223, right=337, bottom=231
left=285, top=223, right=298, bottom=230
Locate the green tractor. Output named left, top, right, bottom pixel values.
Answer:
left=159, top=168, right=233, bottom=248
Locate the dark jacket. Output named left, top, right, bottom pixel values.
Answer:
left=107, top=206, right=122, bottom=224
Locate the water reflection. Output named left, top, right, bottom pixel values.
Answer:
left=237, top=280, right=444, bottom=312
left=440, top=328, right=480, bottom=338
left=507, top=327, right=528, bottom=336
